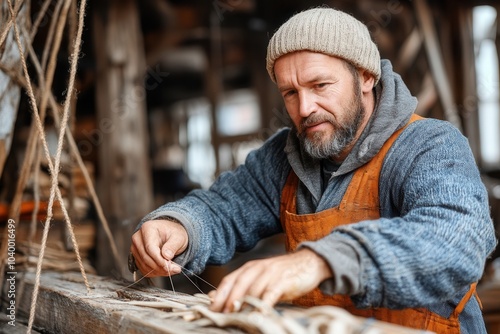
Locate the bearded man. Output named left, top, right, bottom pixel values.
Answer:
left=131, top=7, right=496, bottom=333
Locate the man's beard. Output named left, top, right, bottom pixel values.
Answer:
left=297, top=84, right=365, bottom=160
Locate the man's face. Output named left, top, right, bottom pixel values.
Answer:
left=274, top=51, right=367, bottom=161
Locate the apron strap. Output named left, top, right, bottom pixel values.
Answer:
left=451, top=283, right=479, bottom=318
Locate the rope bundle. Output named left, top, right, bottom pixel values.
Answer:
left=119, top=292, right=420, bottom=334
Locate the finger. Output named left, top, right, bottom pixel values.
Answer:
left=207, top=290, right=216, bottom=300
left=247, top=267, right=272, bottom=298
left=131, top=233, right=158, bottom=274
left=130, top=242, right=161, bottom=277
left=141, top=226, right=169, bottom=269
left=261, top=285, right=285, bottom=307
left=132, top=227, right=173, bottom=277
left=227, top=263, right=280, bottom=308
left=210, top=271, right=239, bottom=312
left=161, top=244, right=175, bottom=260
left=220, top=264, right=262, bottom=313
left=163, top=259, right=181, bottom=276
left=160, top=227, right=187, bottom=260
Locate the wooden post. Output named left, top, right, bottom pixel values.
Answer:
left=207, top=11, right=223, bottom=176
left=456, top=6, right=481, bottom=163
left=93, top=0, right=154, bottom=278
left=413, top=0, right=463, bottom=132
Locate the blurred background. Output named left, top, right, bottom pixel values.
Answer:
left=1, top=0, right=500, bottom=331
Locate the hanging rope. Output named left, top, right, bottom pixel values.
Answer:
left=29, top=0, right=52, bottom=41
left=0, top=2, right=131, bottom=332
left=0, top=0, right=33, bottom=295
left=0, top=44, right=123, bottom=274
left=1, top=0, right=121, bottom=277
left=4, top=0, right=89, bottom=332
left=0, top=0, right=24, bottom=49
left=25, top=23, right=125, bottom=277
left=40, top=0, right=66, bottom=75
left=0, top=0, right=125, bottom=279
left=0, top=0, right=72, bottom=280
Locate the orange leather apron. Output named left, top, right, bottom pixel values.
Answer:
left=280, top=114, right=478, bottom=333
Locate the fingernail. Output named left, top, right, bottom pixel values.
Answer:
left=233, top=300, right=242, bottom=312
left=163, top=249, right=174, bottom=259
left=163, top=263, right=179, bottom=274
left=171, top=265, right=181, bottom=274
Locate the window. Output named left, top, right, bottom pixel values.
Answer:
left=473, top=6, right=500, bottom=170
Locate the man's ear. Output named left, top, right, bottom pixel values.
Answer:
left=359, top=69, right=376, bottom=93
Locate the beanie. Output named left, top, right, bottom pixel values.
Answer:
left=266, top=7, right=381, bottom=84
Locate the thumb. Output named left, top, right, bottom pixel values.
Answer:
left=161, top=233, right=187, bottom=260
left=161, top=241, right=184, bottom=275
left=161, top=243, right=176, bottom=261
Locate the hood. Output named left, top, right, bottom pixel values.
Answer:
left=284, top=59, right=418, bottom=202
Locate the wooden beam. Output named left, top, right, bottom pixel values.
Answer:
left=10, top=271, right=233, bottom=334
left=457, top=7, right=482, bottom=163
left=93, top=0, right=154, bottom=278
left=394, top=27, right=423, bottom=74
left=415, top=73, right=438, bottom=116
left=414, top=0, right=463, bottom=131
left=7, top=271, right=430, bottom=334
left=207, top=12, right=223, bottom=176
left=0, top=312, right=41, bottom=334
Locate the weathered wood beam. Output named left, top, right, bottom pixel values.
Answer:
left=415, top=73, right=438, bottom=116
left=207, top=12, right=223, bottom=176
left=6, top=270, right=431, bottom=334
left=0, top=312, right=41, bottom=334
left=394, top=27, right=423, bottom=74
left=414, top=0, right=463, bottom=131
left=10, top=271, right=236, bottom=334
left=457, top=7, right=481, bottom=163
left=93, top=0, right=154, bottom=278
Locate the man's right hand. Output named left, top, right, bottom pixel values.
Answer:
left=130, top=219, right=188, bottom=277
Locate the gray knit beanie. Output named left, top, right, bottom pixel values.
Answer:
left=266, top=7, right=381, bottom=84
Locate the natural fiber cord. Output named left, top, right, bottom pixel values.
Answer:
left=5, top=0, right=89, bottom=332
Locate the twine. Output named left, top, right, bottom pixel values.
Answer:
left=0, top=2, right=126, bottom=332
left=0, top=47, right=123, bottom=271
left=29, top=0, right=52, bottom=41
left=22, top=24, right=125, bottom=275
left=40, top=0, right=65, bottom=74
left=4, top=0, right=89, bottom=332
left=0, top=0, right=23, bottom=49
left=40, top=0, right=71, bottom=123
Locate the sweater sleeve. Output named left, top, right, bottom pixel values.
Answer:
left=136, top=129, right=291, bottom=274
left=306, top=119, right=497, bottom=308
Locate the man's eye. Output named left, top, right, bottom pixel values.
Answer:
left=316, top=83, right=328, bottom=89
left=283, top=90, right=296, bottom=98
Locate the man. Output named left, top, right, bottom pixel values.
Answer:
left=131, top=7, right=497, bottom=333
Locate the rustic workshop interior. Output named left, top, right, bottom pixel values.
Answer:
left=1, top=0, right=500, bottom=333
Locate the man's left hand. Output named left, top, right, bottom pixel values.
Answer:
left=209, top=248, right=332, bottom=312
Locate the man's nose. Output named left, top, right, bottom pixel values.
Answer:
left=298, top=91, right=317, bottom=118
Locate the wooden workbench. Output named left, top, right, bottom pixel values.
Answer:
left=4, top=270, right=432, bottom=334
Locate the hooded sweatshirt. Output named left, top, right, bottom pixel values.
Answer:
left=138, top=60, right=496, bottom=333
